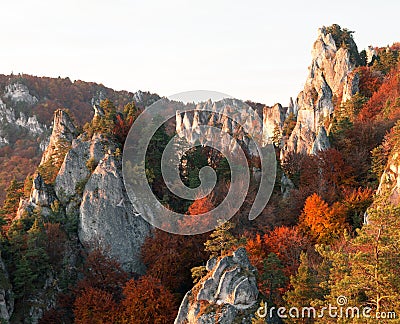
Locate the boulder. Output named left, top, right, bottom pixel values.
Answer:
left=175, top=248, right=258, bottom=324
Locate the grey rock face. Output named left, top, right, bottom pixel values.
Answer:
left=4, top=82, right=38, bottom=105
left=377, top=152, right=400, bottom=205
left=342, top=71, right=360, bottom=103
left=175, top=99, right=263, bottom=157
left=0, top=98, right=46, bottom=143
left=311, top=126, right=330, bottom=155
left=30, top=173, right=57, bottom=208
left=79, top=153, right=150, bottom=273
left=262, top=103, right=286, bottom=145
left=281, top=173, right=294, bottom=199
left=40, top=109, right=77, bottom=166
left=0, top=257, right=13, bottom=323
left=54, top=133, right=109, bottom=206
left=175, top=248, right=258, bottom=324
left=366, top=45, right=377, bottom=64
left=17, top=108, right=150, bottom=275
left=283, top=27, right=357, bottom=157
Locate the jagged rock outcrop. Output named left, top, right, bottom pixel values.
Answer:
left=377, top=152, right=400, bottom=205
left=4, top=82, right=38, bottom=105
left=366, top=45, right=378, bottom=64
left=281, top=173, right=295, bottom=199
left=79, top=151, right=150, bottom=273
left=40, top=109, right=77, bottom=166
left=283, top=26, right=359, bottom=157
left=175, top=99, right=263, bottom=157
left=54, top=133, right=109, bottom=209
left=310, top=126, right=330, bottom=154
left=262, top=103, right=286, bottom=145
left=342, top=70, right=360, bottom=103
left=30, top=173, right=57, bottom=208
left=0, top=256, right=13, bottom=323
left=0, top=97, right=46, bottom=145
left=175, top=248, right=258, bottom=324
left=17, top=106, right=150, bottom=274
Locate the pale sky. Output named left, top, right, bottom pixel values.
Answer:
left=1, top=0, right=399, bottom=105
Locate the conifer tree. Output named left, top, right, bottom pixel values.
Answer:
left=261, top=252, right=287, bottom=303
left=204, top=221, right=238, bottom=258
left=284, top=252, right=323, bottom=309
left=0, top=179, right=23, bottom=225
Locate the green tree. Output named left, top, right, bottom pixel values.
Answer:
left=182, top=145, right=209, bottom=189
left=123, top=101, right=138, bottom=119
left=373, top=49, right=398, bottom=75
left=282, top=112, right=297, bottom=137
left=260, top=252, right=287, bottom=304
left=204, top=221, right=238, bottom=258
left=284, top=252, right=324, bottom=310
left=0, top=179, right=24, bottom=225
left=325, top=24, right=361, bottom=65
left=322, top=200, right=400, bottom=318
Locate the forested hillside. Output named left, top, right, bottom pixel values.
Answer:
left=0, top=74, right=159, bottom=203
left=0, top=25, right=399, bottom=323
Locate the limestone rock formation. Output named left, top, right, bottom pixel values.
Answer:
left=175, top=99, right=263, bottom=157
left=283, top=26, right=359, bottom=157
left=40, top=109, right=77, bottom=166
left=54, top=133, right=109, bottom=209
left=0, top=256, right=13, bottom=323
left=0, top=97, right=47, bottom=145
left=4, top=82, right=38, bottom=105
left=175, top=248, right=258, bottom=324
left=17, top=106, right=150, bottom=275
left=79, top=152, right=150, bottom=273
left=366, top=45, right=378, bottom=64
left=30, top=173, right=57, bottom=208
left=342, top=70, right=360, bottom=103
left=377, top=152, right=400, bottom=205
left=262, top=103, right=286, bottom=145
left=310, top=126, right=330, bottom=154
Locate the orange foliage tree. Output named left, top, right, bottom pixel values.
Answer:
left=263, top=226, right=311, bottom=277
left=74, top=287, right=118, bottom=324
left=141, top=229, right=209, bottom=294
left=119, top=276, right=177, bottom=324
left=299, top=193, right=347, bottom=244
left=179, top=196, right=214, bottom=232
left=75, top=248, right=128, bottom=300
left=359, top=62, right=400, bottom=121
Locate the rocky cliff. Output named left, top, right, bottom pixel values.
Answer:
left=175, top=27, right=360, bottom=160
left=377, top=153, right=400, bottom=205
left=18, top=108, right=150, bottom=275
left=175, top=99, right=263, bottom=157
left=0, top=256, right=13, bottom=323
left=282, top=26, right=360, bottom=157
left=175, top=248, right=258, bottom=324
left=0, top=84, right=48, bottom=149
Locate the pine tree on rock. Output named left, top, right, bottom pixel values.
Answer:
left=204, top=221, right=238, bottom=258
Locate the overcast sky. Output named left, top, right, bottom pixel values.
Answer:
left=1, top=0, right=399, bottom=105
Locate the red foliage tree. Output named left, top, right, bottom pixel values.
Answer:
left=74, top=287, right=118, bottom=324
left=141, top=229, right=209, bottom=294
left=263, top=226, right=311, bottom=277
left=359, top=63, right=400, bottom=121
left=119, top=276, right=177, bottom=324
left=299, top=193, right=347, bottom=244
left=356, top=66, right=383, bottom=98
left=75, top=248, right=128, bottom=300
left=179, top=196, right=215, bottom=232
left=113, top=114, right=134, bottom=145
